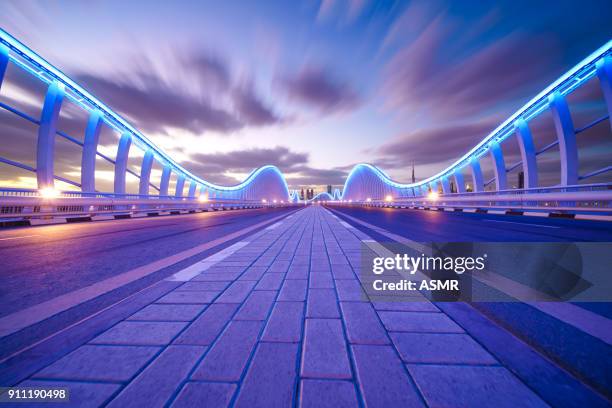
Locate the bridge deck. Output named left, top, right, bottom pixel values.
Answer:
left=10, top=205, right=559, bottom=408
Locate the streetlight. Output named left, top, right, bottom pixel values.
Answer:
left=39, top=187, right=59, bottom=199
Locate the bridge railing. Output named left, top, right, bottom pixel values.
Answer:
left=339, top=40, right=612, bottom=213
left=0, top=29, right=290, bottom=205
left=0, top=187, right=294, bottom=221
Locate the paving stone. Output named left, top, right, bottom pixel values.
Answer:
left=306, top=289, right=340, bottom=318
left=171, top=382, right=236, bottom=408
left=90, top=321, right=187, bottom=346
left=156, top=291, right=218, bottom=304
left=378, top=311, right=464, bottom=333
left=299, top=379, right=359, bottom=408
left=192, top=272, right=240, bottom=282
left=372, top=301, right=439, bottom=312
left=238, top=266, right=267, bottom=281
left=255, top=273, right=285, bottom=290
left=301, top=319, right=352, bottom=379
left=268, top=260, right=291, bottom=272
left=18, top=379, right=120, bottom=408
left=234, top=290, right=277, bottom=321
left=234, top=342, right=299, bottom=408
left=192, top=320, right=262, bottom=381
left=128, top=304, right=205, bottom=321
left=407, top=364, right=548, bottom=408
left=278, top=279, right=307, bottom=301
left=331, top=264, right=355, bottom=280
left=215, top=280, right=256, bottom=303
left=107, top=346, right=205, bottom=407
left=340, top=302, right=389, bottom=345
left=177, top=281, right=230, bottom=291
left=391, top=333, right=497, bottom=364
left=352, top=345, right=425, bottom=408
left=286, top=266, right=309, bottom=280
left=335, top=279, right=367, bottom=301
left=174, top=303, right=239, bottom=345
left=309, top=271, right=334, bottom=288
left=34, top=345, right=159, bottom=382
left=261, top=301, right=304, bottom=342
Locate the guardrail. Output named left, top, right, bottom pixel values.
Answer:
left=325, top=184, right=612, bottom=216
left=0, top=188, right=296, bottom=224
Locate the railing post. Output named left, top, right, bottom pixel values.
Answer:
left=81, top=110, right=103, bottom=192
left=441, top=177, right=451, bottom=194
left=37, top=81, right=65, bottom=189
left=160, top=165, right=171, bottom=196
left=188, top=180, right=197, bottom=198
left=549, top=92, right=578, bottom=186
left=470, top=158, right=484, bottom=192
left=490, top=143, right=507, bottom=191
left=0, top=44, right=9, bottom=91
left=515, top=119, right=538, bottom=189
left=139, top=150, right=154, bottom=196
left=175, top=175, right=185, bottom=197
left=596, top=55, right=612, bottom=132
left=454, top=170, right=466, bottom=193
left=114, top=133, right=131, bottom=195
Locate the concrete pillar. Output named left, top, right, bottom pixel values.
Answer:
left=139, top=150, right=154, bottom=196
left=160, top=165, right=171, bottom=196
left=188, top=180, right=197, bottom=198
left=454, top=170, right=466, bottom=193
left=470, top=158, right=484, bottom=192
left=37, top=81, right=65, bottom=189
left=175, top=175, right=186, bottom=197
left=81, top=110, right=103, bottom=192
left=0, top=44, right=9, bottom=91
left=515, top=119, right=538, bottom=189
left=490, top=143, right=507, bottom=191
left=596, top=56, right=612, bottom=132
left=441, top=177, right=451, bottom=194
left=114, top=133, right=132, bottom=195
left=549, top=92, right=578, bottom=186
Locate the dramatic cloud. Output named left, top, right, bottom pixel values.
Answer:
left=280, top=66, right=360, bottom=113
left=73, top=49, right=283, bottom=136
left=382, top=15, right=559, bottom=122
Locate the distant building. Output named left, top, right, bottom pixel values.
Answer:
left=518, top=171, right=524, bottom=189
left=327, top=185, right=332, bottom=194
left=300, top=189, right=305, bottom=200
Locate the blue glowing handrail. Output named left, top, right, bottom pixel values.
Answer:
left=310, top=191, right=335, bottom=201
left=342, top=40, right=612, bottom=194
left=0, top=28, right=290, bottom=193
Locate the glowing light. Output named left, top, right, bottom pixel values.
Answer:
left=262, top=199, right=267, bottom=203
left=198, top=195, right=209, bottom=202
left=281, top=200, right=284, bottom=203
left=366, top=197, right=372, bottom=202
left=385, top=195, right=393, bottom=202
left=39, top=187, right=60, bottom=199
left=428, top=191, right=439, bottom=201
left=273, top=199, right=277, bottom=203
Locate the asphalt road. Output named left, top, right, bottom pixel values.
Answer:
left=326, top=205, right=612, bottom=242
left=0, top=207, right=297, bottom=317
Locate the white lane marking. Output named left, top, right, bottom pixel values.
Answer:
left=167, top=241, right=250, bottom=282
left=332, top=208, right=610, bottom=345
left=483, top=219, right=559, bottom=228
left=265, top=221, right=283, bottom=230
left=0, top=235, right=40, bottom=241
left=0, top=211, right=292, bottom=339
left=339, top=220, right=355, bottom=230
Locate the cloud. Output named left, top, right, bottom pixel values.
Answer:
left=232, top=81, right=281, bottom=127
left=279, top=66, right=360, bottom=113
left=382, top=13, right=559, bottom=122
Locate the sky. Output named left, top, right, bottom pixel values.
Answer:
left=0, top=0, right=611, bottom=192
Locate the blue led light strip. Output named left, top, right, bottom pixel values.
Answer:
left=0, top=28, right=289, bottom=193
left=342, top=40, right=612, bottom=194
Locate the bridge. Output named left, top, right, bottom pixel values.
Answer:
left=0, top=29, right=611, bottom=408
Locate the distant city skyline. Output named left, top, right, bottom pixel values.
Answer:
left=1, top=0, right=611, bottom=191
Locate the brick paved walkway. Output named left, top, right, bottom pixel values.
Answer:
left=16, top=206, right=548, bottom=407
